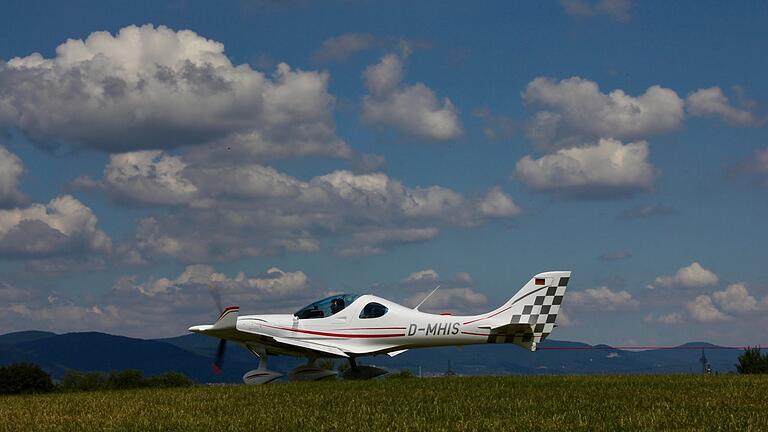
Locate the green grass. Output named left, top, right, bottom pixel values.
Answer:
left=2, top=375, right=767, bottom=431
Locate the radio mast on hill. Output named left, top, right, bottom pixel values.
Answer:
left=700, top=349, right=712, bottom=374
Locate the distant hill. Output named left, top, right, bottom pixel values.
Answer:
left=0, top=331, right=743, bottom=383
left=0, top=330, right=57, bottom=345
left=0, top=332, right=255, bottom=383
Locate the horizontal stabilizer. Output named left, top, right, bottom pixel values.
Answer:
left=387, top=349, right=408, bottom=357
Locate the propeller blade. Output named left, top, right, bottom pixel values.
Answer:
left=208, top=283, right=223, bottom=314
left=212, top=339, right=226, bottom=375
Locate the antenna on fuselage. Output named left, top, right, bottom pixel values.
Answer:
left=414, top=285, right=440, bottom=311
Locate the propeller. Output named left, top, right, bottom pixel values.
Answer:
left=208, top=282, right=227, bottom=375
left=212, top=339, right=226, bottom=375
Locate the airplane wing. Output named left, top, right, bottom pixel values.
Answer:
left=272, top=336, right=349, bottom=358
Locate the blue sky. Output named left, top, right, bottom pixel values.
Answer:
left=0, top=0, right=767, bottom=345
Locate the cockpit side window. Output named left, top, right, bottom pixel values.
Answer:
left=294, top=294, right=361, bottom=319
left=359, top=302, right=388, bottom=319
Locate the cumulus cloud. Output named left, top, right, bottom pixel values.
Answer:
left=87, top=152, right=520, bottom=261
left=729, top=148, right=768, bottom=188
left=644, top=312, right=685, bottom=325
left=649, top=262, right=718, bottom=289
left=478, top=187, right=522, bottom=217
left=114, top=265, right=310, bottom=301
left=0, top=24, right=349, bottom=159
left=362, top=52, right=462, bottom=140
left=686, top=87, right=760, bottom=126
left=0, top=195, right=111, bottom=258
left=569, top=286, right=639, bottom=311
left=399, top=270, right=488, bottom=313
left=102, top=151, right=198, bottom=206
left=560, top=0, right=632, bottom=21
left=514, top=138, right=655, bottom=199
left=712, top=283, right=759, bottom=314
left=523, top=77, right=683, bottom=149
left=313, top=33, right=377, bottom=62
left=0, top=265, right=318, bottom=337
left=0, top=145, right=25, bottom=208
left=402, top=269, right=440, bottom=282
left=406, top=287, right=488, bottom=311
left=0, top=302, right=122, bottom=335
left=686, top=295, right=730, bottom=323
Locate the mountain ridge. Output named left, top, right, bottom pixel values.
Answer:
left=0, top=330, right=743, bottom=382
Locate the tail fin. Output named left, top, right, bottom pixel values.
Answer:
left=479, top=271, right=571, bottom=351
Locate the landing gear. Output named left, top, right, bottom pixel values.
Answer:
left=242, top=347, right=282, bottom=385
left=340, top=356, right=388, bottom=380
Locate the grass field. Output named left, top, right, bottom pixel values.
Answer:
left=2, top=375, right=767, bottom=431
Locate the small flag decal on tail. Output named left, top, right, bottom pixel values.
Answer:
left=535, top=278, right=545, bottom=285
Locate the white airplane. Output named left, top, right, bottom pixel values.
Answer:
left=189, top=271, right=571, bottom=383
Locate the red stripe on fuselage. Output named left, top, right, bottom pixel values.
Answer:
left=263, top=324, right=405, bottom=338
left=461, top=331, right=490, bottom=336
left=462, top=306, right=512, bottom=325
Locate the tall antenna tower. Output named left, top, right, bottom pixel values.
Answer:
left=700, top=349, right=712, bottom=374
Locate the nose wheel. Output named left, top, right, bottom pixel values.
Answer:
left=242, top=347, right=282, bottom=385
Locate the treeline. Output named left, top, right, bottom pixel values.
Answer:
left=0, top=363, right=193, bottom=395
left=736, top=347, right=768, bottom=374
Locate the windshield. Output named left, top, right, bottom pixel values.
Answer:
left=294, top=294, right=361, bottom=319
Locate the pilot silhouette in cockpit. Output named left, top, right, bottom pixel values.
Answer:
left=330, top=297, right=345, bottom=315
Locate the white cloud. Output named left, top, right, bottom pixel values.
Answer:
left=523, top=77, right=683, bottom=149
left=403, top=269, right=440, bottom=282
left=362, top=53, right=462, bottom=140
left=734, top=148, right=768, bottom=188
left=561, top=0, right=632, bottom=21
left=0, top=302, right=122, bottom=334
left=515, top=138, right=654, bottom=198
left=115, top=264, right=309, bottom=300
left=0, top=24, right=348, bottom=159
left=569, top=286, right=639, bottom=311
left=478, top=187, right=522, bottom=217
left=686, top=87, right=759, bottom=126
left=0, top=145, right=25, bottom=208
left=103, top=151, right=198, bottom=206
left=555, top=308, right=578, bottom=326
left=313, top=33, right=377, bottom=62
left=0, top=265, right=317, bottom=337
left=686, top=295, right=730, bottom=323
left=712, top=283, right=759, bottom=314
left=0, top=195, right=111, bottom=258
left=650, top=262, right=719, bottom=289
left=644, top=312, right=685, bottom=325
left=406, top=287, right=487, bottom=310
left=88, top=149, right=520, bottom=261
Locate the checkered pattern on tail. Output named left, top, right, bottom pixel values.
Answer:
left=488, top=276, right=569, bottom=349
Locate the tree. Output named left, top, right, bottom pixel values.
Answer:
left=106, top=369, right=146, bottom=389
left=736, top=347, right=768, bottom=374
left=145, top=372, right=193, bottom=388
left=59, top=371, right=107, bottom=392
left=0, top=363, right=54, bottom=395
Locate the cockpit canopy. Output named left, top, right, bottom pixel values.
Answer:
left=294, top=293, right=361, bottom=319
